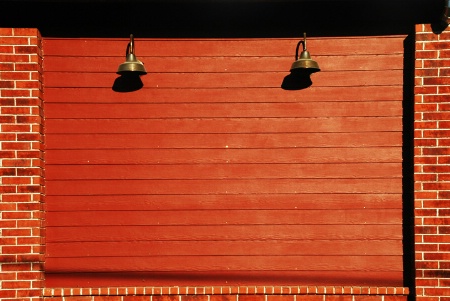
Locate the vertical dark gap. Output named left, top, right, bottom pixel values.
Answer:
left=402, top=30, right=416, bottom=301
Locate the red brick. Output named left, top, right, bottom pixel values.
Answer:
left=293, top=296, right=322, bottom=301
left=15, top=45, right=38, bottom=54
left=0, top=289, right=16, bottom=298
left=415, top=86, right=438, bottom=95
left=16, top=115, right=40, bottom=123
left=0, top=28, right=13, bottom=35
left=0, top=54, right=31, bottom=63
left=416, top=51, right=438, bottom=59
left=416, top=297, right=439, bottom=301
left=416, top=278, right=439, bottom=286
left=14, top=63, right=39, bottom=71
left=415, top=226, right=438, bottom=234
left=153, top=296, right=179, bottom=301
left=0, top=80, right=15, bottom=88
left=1, top=263, right=34, bottom=271
left=424, top=182, right=450, bottom=190
left=2, top=142, right=31, bottom=151
left=424, top=111, right=450, bottom=120
left=439, top=191, right=450, bottom=198
left=0, top=186, right=16, bottom=193
left=238, top=296, right=265, bottom=301
left=423, top=200, right=450, bottom=208
left=123, top=297, right=151, bottom=301
left=183, top=296, right=208, bottom=301
left=0, top=71, right=31, bottom=80
left=16, top=271, right=43, bottom=281
left=415, top=261, right=439, bottom=269
left=2, top=211, right=32, bottom=219
left=414, top=139, right=437, bottom=146
left=13, top=28, right=39, bottom=36
left=17, top=168, right=40, bottom=176
left=2, top=124, right=31, bottom=132
left=15, top=80, right=40, bottom=89
left=0, top=168, right=17, bottom=176
left=423, top=129, right=450, bottom=138
left=17, top=133, right=40, bottom=141
left=2, top=194, right=32, bottom=202
left=17, top=185, right=40, bottom=193
left=0, top=37, right=31, bottom=45
left=423, top=217, right=450, bottom=225
left=422, top=95, right=450, bottom=103
left=1, top=280, right=31, bottom=289
left=423, top=234, right=450, bottom=243
left=2, top=177, right=32, bottom=185
left=416, top=68, right=439, bottom=77
left=2, top=245, right=32, bottom=254
left=325, top=296, right=352, bottom=301
left=424, top=288, right=450, bottom=296
left=211, top=296, right=236, bottom=301
left=94, top=297, right=122, bottom=301
left=267, top=296, right=294, bottom=301
left=415, top=157, right=437, bottom=165
left=16, top=98, right=41, bottom=106
left=423, top=147, right=450, bottom=156
left=416, top=103, right=438, bottom=112
left=0, top=202, right=17, bottom=211
left=64, top=297, right=93, bottom=301
left=0, top=255, right=17, bottom=263
left=1, top=89, right=31, bottom=97
left=384, top=297, right=407, bottom=301
left=2, top=229, right=32, bottom=237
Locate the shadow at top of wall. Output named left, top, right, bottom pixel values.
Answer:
left=0, top=0, right=441, bottom=38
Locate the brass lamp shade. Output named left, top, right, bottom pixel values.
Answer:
left=117, top=34, right=147, bottom=75
left=290, top=33, right=320, bottom=74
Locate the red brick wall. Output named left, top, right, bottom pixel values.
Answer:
left=414, top=23, right=450, bottom=301
left=0, top=28, right=44, bottom=301
left=1, top=23, right=449, bottom=301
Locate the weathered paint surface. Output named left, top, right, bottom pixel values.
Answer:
left=43, top=36, right=405, bottom=287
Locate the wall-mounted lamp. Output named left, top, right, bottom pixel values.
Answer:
left=117, top=34, right=147, bottom=76
left=282, top=33, right=320, bottom=90
left=290, top=32, right=320, bottom=74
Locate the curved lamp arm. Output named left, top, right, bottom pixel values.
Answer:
left=126, top=34, right=135, bottom=56
left=295, top=32, right=307, bottom=60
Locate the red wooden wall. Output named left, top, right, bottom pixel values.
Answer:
left=43, top=36, right=405, bottom=287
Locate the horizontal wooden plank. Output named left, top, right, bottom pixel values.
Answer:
left=44, top=70, right=403, bottom=88
left=43, top=36, right=406, bottom=57
left=44, top=54, right=404, bottom=73
left=43, top=86, right=404, bottom=103
left=45, top=163, right=402, bottom=180
left=45, top=255, right=403, bottom=272
left=45, top=178, right=403, bottom=195
left=45, top=194, right=403, bottom=211
left=45, top=132, right=402, bottom=150
left=46, top=209, right=402, bottom=226
left=45, top=117, right=402, bottom=134
left=45, top=224, right=403, bottom=242
left=46, top=240, right=403, bottom=257
left=44, top=102, right=402, bottom=119
left=44, top=270, right=404, bottom=287
left=45, top=147, right=402, bottom=164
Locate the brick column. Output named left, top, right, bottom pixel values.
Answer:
left=414, top=24, right=450, bottom=301
left=0, top=28, right=44, bottom=301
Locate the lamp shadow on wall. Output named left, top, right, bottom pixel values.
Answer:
left=112, top=74, right=144, bottom=92
left=281, top=70, right=313, bottom=90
